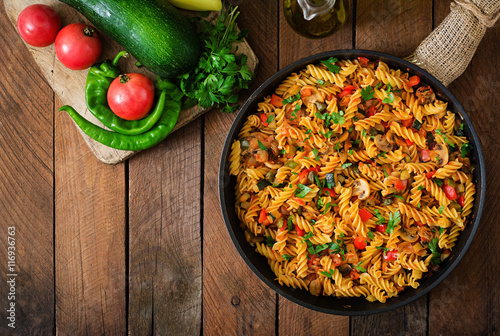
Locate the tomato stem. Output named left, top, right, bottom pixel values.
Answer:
left=83, top=26, right=95, bottom=37
left=112, top=51, right=129, bottom=66
left=119, top=74, right=130, bottom=84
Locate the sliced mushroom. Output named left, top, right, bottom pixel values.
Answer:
left=374, top=134, right=394, bottom=152
left=416, top=86, right=436, bottom=104
left=300, top=85, right=324, bottom=106
left=431, top=143, right=449, bottom=167
left=385, top=129, right=397, bottom=144
left=309, top=278, right=322, bottom=296
left=400, top=227, right=419, bottom=243
left=338, top=264, right=353, bottom=277
left=352, top=178, right=371, bottom=200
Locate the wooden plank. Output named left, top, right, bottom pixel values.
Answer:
left=55, top=93, right=126, bottom=334
left=351, top=1, right=432, bottom=334
left=0, top=6, right=54, bottom=335
left=276, top=1, right=351, bottom=334
left=128, top=119, right=202, bottom=335
left=203, top=1, right=278, bottom=334
left=428, top=1, right=500, bottom=334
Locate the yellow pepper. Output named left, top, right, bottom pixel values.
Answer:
left=165, top=0, right=222, bottom=11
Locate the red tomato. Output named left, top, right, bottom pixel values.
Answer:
left=415, top=221, right=426, bottom=227
left=55, top=23, right=102, bottom=70
left=393, top=178, right=406, bottom=191
left=300, top=87, right=312, bottom=97
left=443, top=185, right=458, bottom=200
left=322, top=187, right=336, bottom=197
left=258, top=209, right=270, bottom=225
left=107, top=73, right=155, bottom=121
left=426, top=171, right=436, bottom=179
left=384, top=250, right=398, bottom=262
left=354, top=237, right=367, bottom=250
left=270, top=94, right=283, bottom=107
left=359, top=208, right=373, bottom=222
left=358, top=56, right=369, bottom=66
left=375, top=224, right=387, bottom=233
left=421, top=149, right=431, bottom=162
left=367, top=105, right=377, bottom=117
left=457, top=196, right=465, bottom=207
left=402, top=118, right=413, bottom=128
left=260, top=113, right=269, bottom=126
left=409, top=76, right=420, bottom=86
left=294, top=224, right=305, bottom=237
left=338, top=85, right=356, bottom=98
left=405, top=139, right=414, bottom=146
left=17, top=5, right=61, bottom=47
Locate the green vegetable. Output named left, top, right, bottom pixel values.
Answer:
left=60, top=0, right=201, bottom=78
left=59, top=95, right=181, bottom=151
left=285, top=161, right=299, bottom=169
left=461, top=143, right=472, bottom=158
left=295, top=184, right=312, bottom=198
left=385, top=210, right=401, bottom=234
left=179, top=6, right=253, bottom=113
left=258, top=140, right=268, bottom=150
left=361, top=86, right=375, bottom=102
left=85, top=52, right=179, bottom=135
left=320, top=57, right=340, bottom=73
left=257, top=180, right=272, bottom=190
left=429, top=237, right=441, bottom=265
left=382, top=92, right=395, bottom=104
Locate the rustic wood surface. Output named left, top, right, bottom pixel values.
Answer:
left=0, top=0, right=498, bottom=335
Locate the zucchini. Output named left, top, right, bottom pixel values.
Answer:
left=60, top=0, right=201, bottom=78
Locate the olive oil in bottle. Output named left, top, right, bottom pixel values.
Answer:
left=283, top=0, right=348, bottom=39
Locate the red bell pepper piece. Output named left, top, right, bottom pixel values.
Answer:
left=443, top=184, right=458, bottom=200
left=458, top=196, right=465, bottom=207
left=358, top=56, right=369, bottom=67
left=270, top=94, right=283, bottom=107
left=359, top=208, right=373, bottom=222
left=260, top=113, right=269, bottom=126
left=409, top=76, right=420, bottom=86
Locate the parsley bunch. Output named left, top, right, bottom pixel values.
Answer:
left=179, top=6, right=254, bottom=113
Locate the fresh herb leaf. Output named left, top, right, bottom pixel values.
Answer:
left=459, top=123, right=464, bottom=130
left=283, top=254, right=293, bottom=261
left=392, top=195, right=405, bottom=200
left=313, top=148, right=320, bottom=161
left=281, top=148, right=287, bottom=154
left=282, top=93, right=301, bottom=105
left=435, top=179, right=444, bottom=187
left=265, top=114, right=275, bottom=124
left=429, top=237, right=441, bottom=265
left=265, top=235, right=275, bottom=247
left=382, top=92, right=395, bottom=104
left=361, top=86, right=375, bottom=102
left=287, top=216, right=293, bottom=231
left=258, top=140, right=268, bottom=150
left=417, top=185, right=424, bottom=191
left=329, top=242, right=340, bottom=253
left=386, top=211, right=401, bottom=234
left=320, top=269, right=335, bottom=278
left=386, top=83, right=393, bottom=92
left=323, top=202, right=337, bottom=214
left=439, top=227, right=445, bottom=235
left=320, top=57, right=340, bottom=73
left=348, top=149, right=354, bottom=155
left=256, top=179, right=272, bottom=190
left=355, top=262, right=367, bottom=273
left=374, top=209, right=385, bottom=224
left=383, top=168, right=388, bottom=177
left=304, top=231, right=314, bottom=240
left=179, top=6, right=253, bottom=113
left=439, top=205, right=444, bottom=214
left=317, top=79, right=325, bottom=85
left=461, top=143, right=472, bottom=158
left=435, top=129, right=456, bottom=148
left=341, top=162, right=352, bottom=169
left=367, top=231, right=374, bottom=239
left=295, top=184, right=312, bottom=198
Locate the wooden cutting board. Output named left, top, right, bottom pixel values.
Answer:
left=5, top=0, right=258, bottom=164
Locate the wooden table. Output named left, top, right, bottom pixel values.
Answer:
left=0, top=0, right=498, bottom=335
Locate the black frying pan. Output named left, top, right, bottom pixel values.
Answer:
left=219, top=50, right=486, bottom=315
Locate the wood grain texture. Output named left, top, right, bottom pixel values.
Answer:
left=277, top=1, right=352, bottom=334
left=55, top=92, right=126, bottom=335
left=128, top=119, right=202, bottom=335
left=0, top=4, right=54, bottom=335
left=203, top=1, right=278, bottom=335
left=356, top=0, right=432, bottom=58
left=351, top=1, right=432, bottom=334
left=4, top=0, right=258, bottom=165
left=428, top=1, right=500, bottom=335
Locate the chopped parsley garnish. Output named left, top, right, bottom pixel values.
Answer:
left=382, top=92, right=395, bottom=104
left=355, top=262, right=367, bottom=273
left=258, top=140, right=268, bottom=150
left=386, top=83, right=393, bottom=92
left=435, top=129, right=455, bottom=148
left=323, top=202, right=337, bottom=214
left=295, top=184, right=312, bottom=198
left=341, top=162, right=352, bottom=169
left=317, top=79, right=325, bottom=85
left=281, top=148, right=287, bottom=154
left=383, top=168, right=388, bottom=177
left=313, top=148, right=320, bottom=161
left=461, top=143, right=472, bottom=158
left=435, top=179, right=444, bottom=187
left=256, top=179, right=272, bottom=190
left=385, top=210, right=401, bottom=234
left=348, top=149, right=354, bottom=155
left=417, top=185, right=424, bottom=191
left=287, top=216, right=293, bottom=231
left=439, top=205, right=444, bottom=215
left=439, top=227, right=445, bottom=235
left=429, top=237, right=441, bottom=265
left=367, top=231, right=374, bottom=239
left=282, top=93, right=301, bottom=105
left=265, top=235, right=275, bottom=247
left=304, top=231, right=314, bottom=240
left=283, top=254, right=293, bottom=261
left=374, top=209, right=385, bottom=224
left=265, top=114, right=275, bottom=124
left=459, top=123, right=464, bottom=130
left=392, top=195, right=405, bottom=200
left=334, top=142, right=341, bottom=153
left=320, top=57, right=340, bottom=73
left=320, top=269, right=335, bottom=278
left=329, top=242, right=341, bottom=253
left=361, top=86, right=375, bottom=102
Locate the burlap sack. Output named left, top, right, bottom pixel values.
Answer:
left=406, top=0, right=500, bottom=86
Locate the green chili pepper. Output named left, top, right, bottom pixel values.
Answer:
left=85, top=51, right=177, bottom=135
left=60, top=98, right=181, bottom=151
